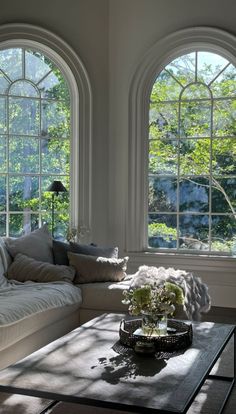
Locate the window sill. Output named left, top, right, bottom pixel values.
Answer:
left=126, top=250, right=236, bottom=273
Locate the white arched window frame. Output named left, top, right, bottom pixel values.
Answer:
left=127, top=27, right=236, bottom=269
left=0, top=23, right=92, bottom=240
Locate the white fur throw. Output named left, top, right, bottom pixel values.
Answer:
left=128, top=265, right=211, bottom=321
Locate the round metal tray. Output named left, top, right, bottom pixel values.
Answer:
left=119, top=318, right=193, bottom=352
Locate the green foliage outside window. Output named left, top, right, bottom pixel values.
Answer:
left=0, top=48, right=71, bottom=239
left=148, top=51, right=236, bottom=254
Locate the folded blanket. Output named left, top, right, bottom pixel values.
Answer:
left=126, top=265, right=211, bottom=321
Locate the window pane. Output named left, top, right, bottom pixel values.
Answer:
left=9, top=213, right=39, bottom=237
left=25, top=50, right=51, bottom=83
left=10, top=80, right=39, bottom=97
left=182, top=83, right=210, bottom=100
left=212, top=177, right=236, bottom=213
left=41, top=100, right=70, bottom=138
left=53, top=212, right=69, bottom=240
left=41, top=138, right=70, bottom=174
left=0, top=48, right=22, bottom=80
left=149, top=103, right=178, bottom=140
left=0, top=98, right=7, bottom=133
left=179, top=139, right=210, bottom=176
left=148, top=214, right=177, bottom=248
left=0, top=214, right=6, bottom=236
left=0, top=176, right=6, bottom=211
left=9, top=97, right=40, bottom=135
left=41, top=176, right=69, bottom=211
left=165, top=53, right=195, bottom=86
left=197, top=52, right=228, bottom=85
left=38, top=69, right=70, bottom=101
left=213, top=99, right=236, bottom=137
left=9, top=137, right=39, bottom=173
left=212, top=138, right=236, bottom=174
left=0, top=73, right=9, bottom=94
left=180, top=101, right=211, bottom=137
left=149, top=139, right=178, bottom=174
left=211, top=215, right=236, bottom=252
left=152, top=71, right=182, bottom=101
left=179, top=178, right=209, bottom=212
left=179, top=215, right=209, bottom=250
left=9, top=176, right=39, bottom=211
left=211, top=64, right=236, bottom=98
left=41, top=211, right=69, bottom=240
left=0, top=136, right=6, bottom=172
left=41, top=211, right=51, bottom=228
left=149, top=176, right=177, bottom=212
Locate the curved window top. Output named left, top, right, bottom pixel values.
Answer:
left=155, top=51, right=236, bottom=102
left=10, top=81, right=39, bottom=97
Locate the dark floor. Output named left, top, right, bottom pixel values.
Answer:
left=202, top=306, right=236, bottom=324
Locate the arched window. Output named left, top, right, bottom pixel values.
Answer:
left=128, top=27, right=236, bottom=258
left=148, top=51, right=236, bottom=254
left=0, top=47, right=70, bottom=238
left=0, top=24, right=92, bottom=240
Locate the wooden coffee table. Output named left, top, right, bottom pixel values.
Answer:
left=0, top=313, right=234, bottom=413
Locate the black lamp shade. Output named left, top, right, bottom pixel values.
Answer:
left=47, top=180, right=67, bottom=195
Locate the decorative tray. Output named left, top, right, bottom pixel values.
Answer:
left=119, top=318, right=192, bottom=352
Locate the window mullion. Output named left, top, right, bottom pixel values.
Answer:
left=209, top=96, right=213, bottom=252
left=6, top=93, right=9, bottom=237
left=177, top=99, right=181, bottom=250
left=39, top=88, right=42, bottom=228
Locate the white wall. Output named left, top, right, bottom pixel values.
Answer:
left=108, top=0, right=236, bottom=308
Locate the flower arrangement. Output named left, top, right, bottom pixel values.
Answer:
left=122, top=281, right=184, bottom=317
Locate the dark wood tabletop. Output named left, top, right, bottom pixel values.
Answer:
left=0, top=313, right=234, bottom=413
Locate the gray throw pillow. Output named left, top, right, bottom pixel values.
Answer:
left=70, top=242, right=119, bottom=259
left=68, top=252, right=128, bottom=284
left=53, top=240, right=70, bottom=265
left=7, top=253, right=75, bottom=283
left=5, top=225, right=54, bottom=263
left=53, top=240, right=118, bottom=265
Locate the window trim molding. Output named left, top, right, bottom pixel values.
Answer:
left=0, top=23, right=92, bottom=239
left=127, top=26, right=236, bottom=255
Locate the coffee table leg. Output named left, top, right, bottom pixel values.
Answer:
left=217, top=327, right=236, bottom=414
left=39, top=400, right=59, bottom=414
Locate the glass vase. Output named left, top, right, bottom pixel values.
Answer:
left=141, top=311, right=167, bottom=336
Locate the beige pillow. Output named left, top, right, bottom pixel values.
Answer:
left=68, top=252, right=129, bottom=284
left=5, top=225, right=54, bottom=263
left=7, top=253, right=75, bottom=283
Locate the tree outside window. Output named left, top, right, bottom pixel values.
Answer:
left=148, top=51, right=236, bottom=254
left=0, top=48, right=70, bottom=238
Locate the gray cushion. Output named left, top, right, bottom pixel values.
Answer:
left=7, top=253, right=75, bottom=283
left=68, top=252, right=128, bottom=284
left=0, top=237, right=12, bottom=288
left=53, top=240, right=118, bottom=265
left=53, top=240, right=70, bottom=265
left=0, top=237, right=12, bottom=272
left=5, top=225, right=54, bottom=263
